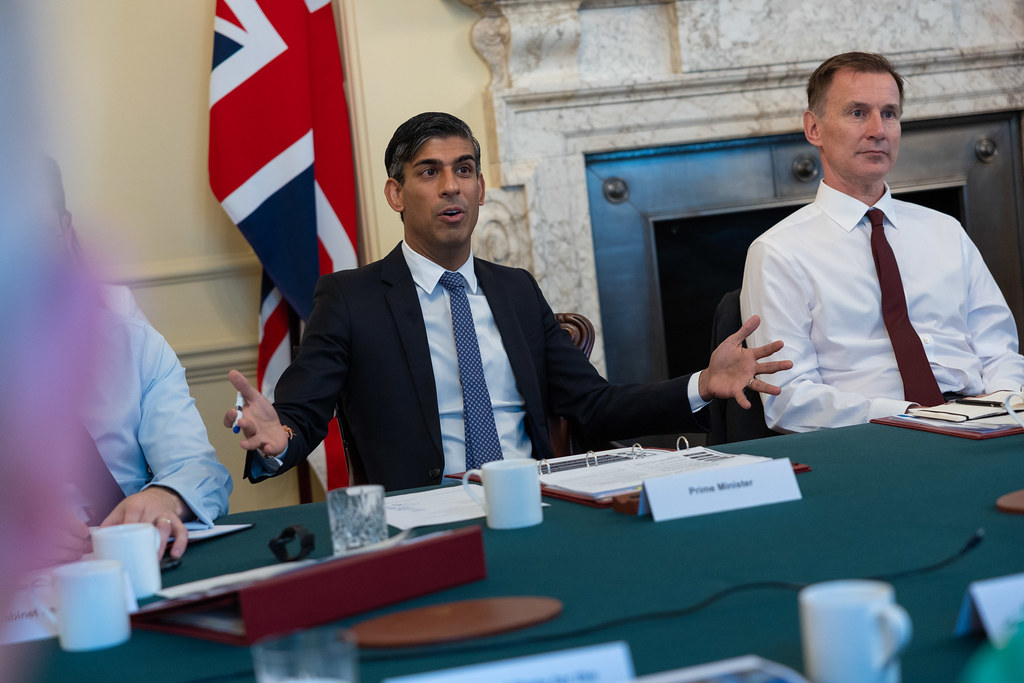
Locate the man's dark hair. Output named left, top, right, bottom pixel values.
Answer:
left=807, top=52, right=905, bottom=117
left=384, top=112, right=481, bottom=184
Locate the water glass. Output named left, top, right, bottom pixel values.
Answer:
left=251, top=626, right=358, bottom=683
left=327, top=485, right=386, bottom=555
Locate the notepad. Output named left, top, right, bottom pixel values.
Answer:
left=909, top=391, right=1024, bottom=423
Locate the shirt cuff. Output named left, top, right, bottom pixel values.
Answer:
left=868, top=398, right=922, bottom=419
left=687, top=371, right=710, bottom=413
left=140, top=482, right=213, bottom=528
left=250, top=447, right=286, bottom=479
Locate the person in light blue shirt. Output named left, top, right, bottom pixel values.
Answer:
left=42, top=157, right=231, bottom=560
left=83, top=309, right=232, bottom=536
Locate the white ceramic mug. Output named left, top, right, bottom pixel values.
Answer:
left=1003, top=391, right=1024, bottom=430
left=33, top=560, right=131, bottom=652
left=92, top=522, right=162, bottom=599
left=461, top=459, right=542, bottom=529
left=799, top=579, right=912, bottom=683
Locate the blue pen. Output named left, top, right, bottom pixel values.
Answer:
left=232, top=391, right=244, bottom=433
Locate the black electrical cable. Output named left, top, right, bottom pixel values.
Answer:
left=869, top=527, right=985, bottom=581
left=358, top=527, right=986, bottom=664
left=179, top=527, right=986, bottom=681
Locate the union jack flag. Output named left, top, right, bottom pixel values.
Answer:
left=209, top=0, right=357, bottom=491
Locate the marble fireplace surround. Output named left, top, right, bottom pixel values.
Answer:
left=458, top=0, right=1024, bottom=372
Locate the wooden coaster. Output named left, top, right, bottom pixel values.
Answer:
left=351, top=596, right=563, bottom=648
left=996, top=489, right=1024, bottom=514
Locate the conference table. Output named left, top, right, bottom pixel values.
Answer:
left=11, top=423, right=1024, bottom=682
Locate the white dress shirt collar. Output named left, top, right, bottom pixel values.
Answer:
left=401, top=241, right=479, bottom=295
left=815, top=181, right=897, bottom=232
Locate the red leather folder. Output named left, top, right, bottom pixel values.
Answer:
left=132, top=526, right=486, bottom=646
left=871, top=415, right=1024, bottom=440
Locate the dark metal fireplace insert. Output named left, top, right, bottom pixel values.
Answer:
left=586, top=113, right=1024, bottom=388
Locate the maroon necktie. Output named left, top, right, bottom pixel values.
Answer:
left=868, top=208, right=945, bottom=407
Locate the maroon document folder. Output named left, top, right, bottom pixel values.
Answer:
left=871, top=415, right=1024, bottom=440
left=132, top=526, right=487, bottom=645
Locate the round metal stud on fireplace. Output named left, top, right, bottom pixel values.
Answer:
left=602, top=176, right=629, bottom=204
left=975, top=136, right=998, bottom=163
left=792, top=153, right=820, bottom=183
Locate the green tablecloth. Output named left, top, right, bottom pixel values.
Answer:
left=9, top=423, right=1024, bottom=682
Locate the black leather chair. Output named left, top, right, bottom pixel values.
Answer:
left=706, top=289, right=778, bottom=445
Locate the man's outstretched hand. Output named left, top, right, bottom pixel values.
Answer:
left=223, top=370, right=290, bottom=456
left=698, top=315, right=792, bottom=409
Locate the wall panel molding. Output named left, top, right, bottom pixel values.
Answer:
left=179, top=342, right=258, bottom=385
left=107, top=251, right=261, bottom=290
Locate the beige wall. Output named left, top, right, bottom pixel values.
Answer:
left=37, top=0, right=490, bottom=513
left=337, top=0, right=491, bottom=262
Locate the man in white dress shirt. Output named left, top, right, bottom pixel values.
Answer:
left=741, top=52, right=1024, bottom=433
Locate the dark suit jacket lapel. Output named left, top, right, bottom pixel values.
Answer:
left=475, top=260, right=546, bottom=449
left=381, top=246, right=444, bottom=457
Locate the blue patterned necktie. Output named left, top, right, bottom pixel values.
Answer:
left=439, top=271, right=503, bottom=470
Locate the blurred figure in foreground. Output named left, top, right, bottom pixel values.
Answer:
left=43, top=157, right=232, bottom=562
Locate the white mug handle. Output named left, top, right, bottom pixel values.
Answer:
left=1003, top=391, right=1024, bottom=430
left=150, top=523, right=162, bottom=556
left=29, top=576, right=58, bottom=628
left=876, top=603, right=913, bottom=671
left=461, top=469, right=485, bottom=510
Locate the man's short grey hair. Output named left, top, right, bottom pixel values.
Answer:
left=807, top=52, right=905, bottom=117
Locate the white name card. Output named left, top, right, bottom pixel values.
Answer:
left=955, top=572, right=1024, bottom=646
left=382, top=640, right=634, bottom=683
left=1, top=581, right=55, bottom=645
left=643, top=457, right=801, bottom=523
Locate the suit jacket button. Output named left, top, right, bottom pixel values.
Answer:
left=428, top=467, right=441, bottom=479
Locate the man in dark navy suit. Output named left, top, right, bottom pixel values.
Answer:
left=226, top=112, right=791, bottom=491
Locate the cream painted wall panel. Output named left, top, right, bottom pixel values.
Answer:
left=38, top=0, right=250, bottom=268
left=124, top=254, right=261, bottom=355
left=341, top=0, right=492, bottom=261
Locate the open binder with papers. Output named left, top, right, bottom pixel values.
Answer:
left=450, top=442, right=808, bottom=508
